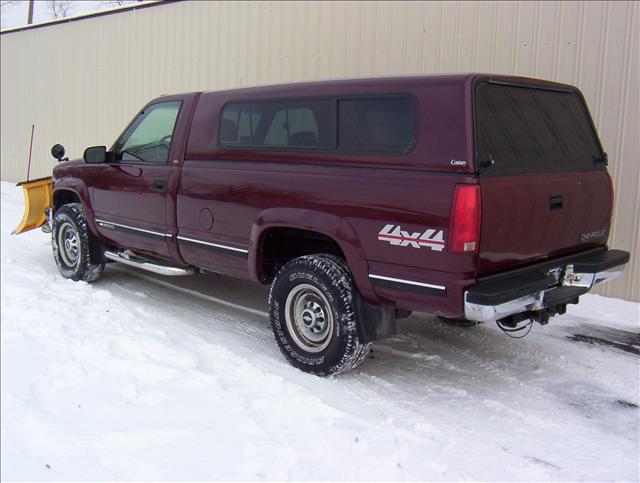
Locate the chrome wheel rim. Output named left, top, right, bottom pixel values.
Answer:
left=58, top=221, right=80, bottom=268
left=284, top=284, right=334, bottom=353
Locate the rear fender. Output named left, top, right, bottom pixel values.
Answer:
left=249, top=208, right=379, bottom=303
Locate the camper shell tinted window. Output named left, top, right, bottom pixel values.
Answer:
left=338, top=98, right=414, bottom=153
left=219, top=95, right=416, bottom=155
left=475, top=82, right=604, bottom=173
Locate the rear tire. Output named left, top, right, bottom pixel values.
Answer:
left=52, top=203, right=104, bottom=282
left=269, top=254, right=371, bottom=376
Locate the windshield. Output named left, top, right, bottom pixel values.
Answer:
left=475, top=82, right=604, bottom=173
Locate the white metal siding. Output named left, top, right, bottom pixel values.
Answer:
left=1, top=0, right=638, bottom=301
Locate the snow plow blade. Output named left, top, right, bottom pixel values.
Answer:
left=12, top=177, right=53, bottom=235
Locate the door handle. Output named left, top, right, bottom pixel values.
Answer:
left=549, top=195, right=563, bottom=210
left=152, top=179, right=167, bottom=191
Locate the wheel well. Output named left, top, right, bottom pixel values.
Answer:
left=53, top=190, right=80, bottom=210
left=260, top=227, right=346, bottom=281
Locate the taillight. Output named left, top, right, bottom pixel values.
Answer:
left=449, top=184, right=481, bottom=253
left=607, top=173, right=614, bottom=221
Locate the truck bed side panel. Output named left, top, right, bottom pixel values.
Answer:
left=177, top=160, right=475, bottom=316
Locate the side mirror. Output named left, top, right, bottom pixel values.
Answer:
left=51, top=144, right=65, bottom=161
left=83, top=146, right=107, bottom=164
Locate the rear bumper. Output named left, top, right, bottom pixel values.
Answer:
left=464, top=248, right=630, bottom=323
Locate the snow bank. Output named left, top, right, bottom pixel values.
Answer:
left=1, top=181, right=638, bottom=481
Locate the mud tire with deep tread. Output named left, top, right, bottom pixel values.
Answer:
left=269, top=254, right=371, bottom=376
left=52, top=203, right=105, bottom=282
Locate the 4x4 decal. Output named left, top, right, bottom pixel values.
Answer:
left=378, top=224, right=445, bottom=251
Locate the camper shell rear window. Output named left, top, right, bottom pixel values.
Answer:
left=219, top=95, right=416, bottom=155
left=474, top=81, right=605, bottom=174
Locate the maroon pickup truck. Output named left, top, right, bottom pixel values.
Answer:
left=44, top=74, right=629, bottom=375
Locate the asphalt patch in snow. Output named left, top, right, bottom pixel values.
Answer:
left=524, top=456, right=561, bottom=471
left=616, top=399, right=639, bottom=409
left=567, top=325, right=640, bottom=355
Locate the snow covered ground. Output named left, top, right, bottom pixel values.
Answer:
left=1, top=180, right=638, bottom=481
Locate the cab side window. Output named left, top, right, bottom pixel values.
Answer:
left=115, top=101, right=182, bottom=163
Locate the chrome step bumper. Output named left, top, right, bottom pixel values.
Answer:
left=464, top=249, right=629, bottom=323
left=465, top=290, right=546, bottom=324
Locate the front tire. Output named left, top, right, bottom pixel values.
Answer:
left=52, top=203, right=104, bottom=282
left=269, top=254, right=371, bottom=376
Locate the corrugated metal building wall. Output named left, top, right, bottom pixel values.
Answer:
left=1, top=0, right=638, bottom=301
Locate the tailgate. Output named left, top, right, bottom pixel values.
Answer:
left=474, top=80, right=612, bottom=275
left=478, top=171, right=611, bottom=274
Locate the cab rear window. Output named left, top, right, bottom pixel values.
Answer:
left=475, top=82, right=604, bottom=173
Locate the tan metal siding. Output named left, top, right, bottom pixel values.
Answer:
left=1, top=0, right=638, bottom=301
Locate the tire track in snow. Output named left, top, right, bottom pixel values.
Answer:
left=121, top=270, right=269, bottom=319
